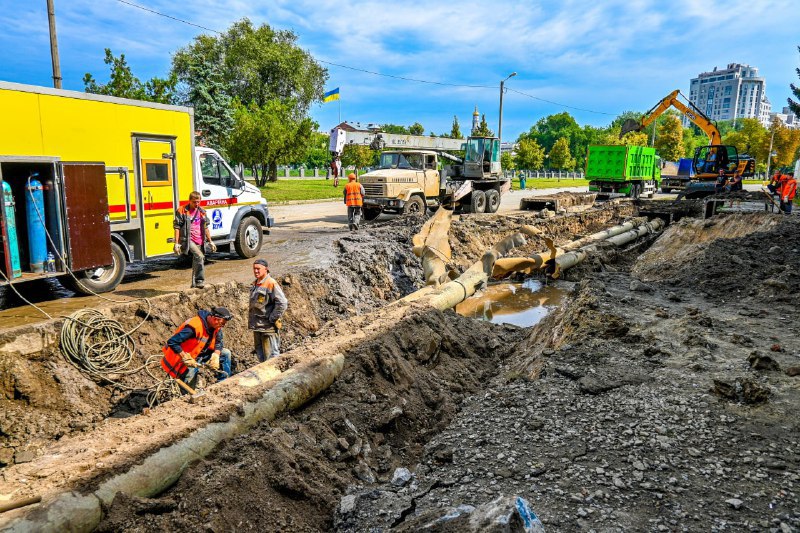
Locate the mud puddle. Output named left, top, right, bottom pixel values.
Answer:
left=455, top=278, right=568, bottom=327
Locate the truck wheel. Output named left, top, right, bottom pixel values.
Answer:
left=661, top=188, right=672, bottom=194
left=403, top=195, right=425, bottom=216
left=363, top=207, right=382, bottom=221
left=630, top=183, right=641, bottom=199
left=60, top=241, right=126, bottom=295
left=234, top=216, right=263, bottom=258
left=485, top=189, right=500, bottom=213
left=470, top=190, right=487, bottom=213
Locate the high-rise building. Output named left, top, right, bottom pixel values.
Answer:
left=687, top=63, right=771, bottom=127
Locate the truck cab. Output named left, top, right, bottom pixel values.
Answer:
left=359, top=150, right=441, bottom=219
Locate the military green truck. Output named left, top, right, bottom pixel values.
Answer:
left=585, top=145, right=661, bottom=199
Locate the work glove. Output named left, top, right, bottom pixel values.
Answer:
left=208, top=242, right=217, bottom=253
left=209, top=352, right=220, bottom=371
left=783, top=197, right=788, bottom=202
left=173, top=243, right=182, bottom=255
left=181, top=353, right=200, bottom=368
left=274, top=318, right=282, bottom=330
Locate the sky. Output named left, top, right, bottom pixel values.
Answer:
left=1, top=0, right=799, bottom=142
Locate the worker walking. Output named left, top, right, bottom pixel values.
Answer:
left=174, top=191, right=216, bottom=289
left=161, top=306, right=233, bottom=389
left=249, top=259, right=288, bottom=361
left=344, top=173, right=365, bottom=231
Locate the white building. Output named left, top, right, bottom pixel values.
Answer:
left=687, top=63, right=772, bottom=127
left=770, top=106, right=800, bottom=129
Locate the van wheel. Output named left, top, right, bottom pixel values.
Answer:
left=470, top=190, right=487, bottom=213
left=485, top=189, right=500, bottom=213
left=234, top=216, right=263, bottom=258
left=60, top=241, right=126, bottom=295
left=403, top=195, right=425, bottom=216
left=363, top=207, right=382, bottom=221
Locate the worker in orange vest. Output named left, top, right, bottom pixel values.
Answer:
left=344, top=172, right=365, bottom=231
left=162, top=306, right=232, bottom=388
left=778, top=171, right=797, bottom=214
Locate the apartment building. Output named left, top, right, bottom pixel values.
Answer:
left=687, top=63, right=771, bottom=127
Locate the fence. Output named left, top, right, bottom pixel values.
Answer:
left=505, top=171, right=585, bottom=180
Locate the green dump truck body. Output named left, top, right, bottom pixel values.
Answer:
left=585, top=145, right=660, bottom=198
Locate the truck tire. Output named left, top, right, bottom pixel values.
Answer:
left=403, top=195, right=425, bottom=216
left=470, top=190, right=487, bottom=213
left=485, top=189, right=500, bottom=213
left=234, top=216, right=263, bottom=258
left=60, top=241, right=126, bottom=295
left=661, top=187, right=672, bottom=194
left=363, top=207, right=381, bottom=221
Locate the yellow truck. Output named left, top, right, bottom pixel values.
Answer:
left=0, top=81, right=272, bottom=295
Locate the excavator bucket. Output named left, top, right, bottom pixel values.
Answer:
left=619, top=118, right=641, bottom=138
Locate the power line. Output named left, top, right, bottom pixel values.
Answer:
left=111, top=0, right=618, bottom=117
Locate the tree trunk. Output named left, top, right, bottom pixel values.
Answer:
left=268, top=161, right=278, bottom=182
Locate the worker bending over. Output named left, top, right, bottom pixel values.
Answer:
left=344, top=173, right=365, bottom=231
left=249, top=259, right=288, bottom=361
left=162, top=306, right=233, bottom=388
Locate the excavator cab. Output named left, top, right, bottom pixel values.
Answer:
left=693, top=145, right=755, bottom=179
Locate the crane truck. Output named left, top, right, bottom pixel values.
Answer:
left=329, top=128, right=511, bottom=219
left=621, top=89, right=756, bottom=198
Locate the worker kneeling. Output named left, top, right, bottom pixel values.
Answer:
left=162, top=306, right=233, bottom=390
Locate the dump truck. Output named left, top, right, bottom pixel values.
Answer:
left=585, top=145, right=661, bottom=199
left=330, top=128, right=510, bottom=218
left=660, top=157, right=694, bottom=193
left=0, top=81, right=272, bottom=295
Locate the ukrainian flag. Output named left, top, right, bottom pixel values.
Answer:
left=323, top=88, right=340, bottom=103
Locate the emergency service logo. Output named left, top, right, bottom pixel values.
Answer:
left=212, top=209, right=223, bottom=230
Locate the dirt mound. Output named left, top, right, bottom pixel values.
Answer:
left=98, top=310, right=526, bottom=532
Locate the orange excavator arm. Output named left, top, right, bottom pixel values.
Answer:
left=622, top=90, right=721, bottom=145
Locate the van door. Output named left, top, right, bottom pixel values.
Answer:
left=61, top=163, right=112, bottom=270
left=136, top=138, right=177, bottom=257
left=197, top=150, right=241, bottom=238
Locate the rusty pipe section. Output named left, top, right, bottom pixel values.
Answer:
left=412, top=207, right=453, bottom=286
left=552, top=218, right=664, bottom=277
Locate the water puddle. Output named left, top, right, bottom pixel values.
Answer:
left=455, top=279, right=567, bottom=327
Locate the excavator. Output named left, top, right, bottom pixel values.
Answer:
left=621, top=90, right=756, bottom=188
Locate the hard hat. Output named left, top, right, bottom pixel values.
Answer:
left=348, top=173, right=357, bottom=180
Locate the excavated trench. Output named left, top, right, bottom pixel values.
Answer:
left=20, top=202, right=799, bottom=532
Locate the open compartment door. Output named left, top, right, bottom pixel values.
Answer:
left=61, top=162, right=112, bottom=270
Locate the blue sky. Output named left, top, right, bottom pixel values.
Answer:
left=1, top=0, right=798, bottom=141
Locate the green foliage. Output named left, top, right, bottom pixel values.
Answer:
left=183, top=60, right=233, bottom=151
left=409, top=122, right=425, bottom=136
left=514, top=138, right=545, bottom=170
left=682, top=127, right=706, bottom=158
left=299, top=131, right=332, bottom=169
left=594, top=126, right=649, bottom=147
left=450, top=116, right=462, bottom=139
left=381, top=124, right=409, bottom=134
left=341, top=144, right=377, bottom=170
left=224, top=99, right=315, bottom=185
left=473, top=114, right=494, bottom=137
left=500, top=152, right=514, bottom=171
left=789, top=45, right=800, bottom=118
left=723, top=118, right=767, bottom=162
left=549, top=137, right=575, bottom=170
left=83, top=48, right=177, bottom=104
left=653, top=115, right=684, bottom=162
left=520, top=112, right=580, bottom=152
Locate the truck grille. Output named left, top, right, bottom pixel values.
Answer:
left=363, top=184, right=385, bottom=197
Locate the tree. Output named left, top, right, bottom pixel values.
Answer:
left=500, top=152, right=515, bottom=172
left=549, top=137, right=575, bottom=170
left=723, top=118, right=767, bottom=166
left=183, top=60, right=233, bottom=151
left=172, top=18, right=327, bottom=181
left=409, top=122, right=425, bottom=136
left=341, top=144, right=377, bottom=171
left=762, top=117, right=800, bottom=168
left=298, top=131, right=331, bottom=169
left=514, top=138, right=545, bottom=170
left=224, top=100, right=315, bottom=186
left=473, top=114, right=494, bottom=137
left=788, top=45, right=800, bottom=118
left=450, top=116, right=462, bottom=139
left=84, top=48, right=177, bottom=104
left=382, top=124, right=409, bottom=134
left=520, top=112, right=580, bottom=152
left=594, top=126, right=648, bottom=147
left=653, top=115, right=684, bottom=162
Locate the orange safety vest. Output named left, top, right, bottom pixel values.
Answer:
left=161, top=315, right=217, bottom=378
left=344, top=181, right=363, bottom=207
left=780, top=177, right=797, bottom=200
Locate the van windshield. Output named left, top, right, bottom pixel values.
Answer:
left=379, top=153, right=424, bottom=170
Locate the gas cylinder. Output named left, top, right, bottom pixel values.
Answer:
left=25, top=176, right=47, bottom=273
left=1, top=181, right=22, bottom=278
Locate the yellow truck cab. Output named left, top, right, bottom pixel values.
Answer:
left=0, top=81, right=272, bottom=295
left=359, top=150, right=440, bottom=219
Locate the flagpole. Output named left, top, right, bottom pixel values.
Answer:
left=338, top=98, right=341, bottom=124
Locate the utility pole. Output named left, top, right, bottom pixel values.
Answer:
left=47, top=0, right=62, bottom=89
left=497, top=72, right=516, bottom=146
left=765, top=128, right=775, bottom=179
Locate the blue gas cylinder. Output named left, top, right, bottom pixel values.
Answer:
left=25, top=177, right=47, bottom=273
left=2, top=181, right=22, bottom=278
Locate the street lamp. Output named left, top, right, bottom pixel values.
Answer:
left=498, top=72, right=517, bottom=146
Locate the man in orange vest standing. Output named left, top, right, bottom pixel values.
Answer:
left=161, top=306, right=232, bottom=388
left=344, top=172, right=365, bottom=231
left=779, top=171, right=797, bottom=215
left=249, top=259, right=288, bottom=361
